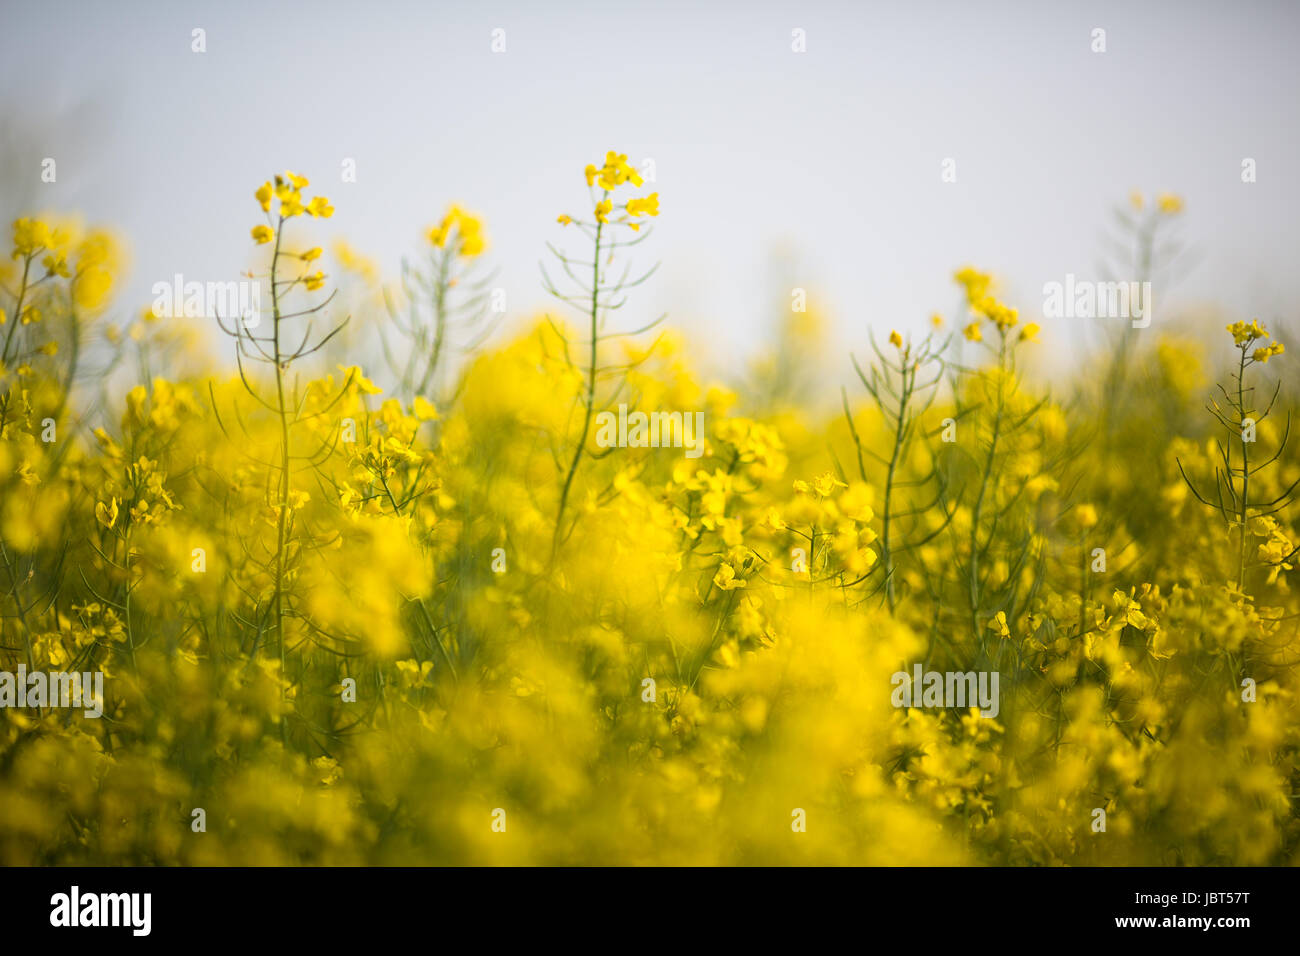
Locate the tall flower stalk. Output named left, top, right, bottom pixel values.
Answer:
left=544, top=151, right=662, bottom=557
left=1179, top=320, right=1293, bottom=592
left=213, top=172, right=349, bottom=720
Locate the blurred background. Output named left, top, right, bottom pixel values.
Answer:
left=1, top=0, right=1297, bottom=390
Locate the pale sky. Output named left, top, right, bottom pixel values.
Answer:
left=2, top=0, right=1297, bottom=389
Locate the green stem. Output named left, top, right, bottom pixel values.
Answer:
left=379, top=474, right=457, bottom=682
left=552, top=207, right=605, bottom=556
left=1, top=254, right=32, bottom=365
left=882, top=356, right=914, bottom=613
left=969, top=337, right=1008, bottom=652
left=0, top=254, right=34, bottom=432
left=1237, top=346, right=1249, bottom=591
left=267, top=216, right=292, bottom=736
left=415, top=250, right=451, bottom=399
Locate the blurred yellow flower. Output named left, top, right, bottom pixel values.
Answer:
left=1254, top=341, right=1284, bottom=363
left=626, top=193, right=659, bottom=218
left=428, top=204, right=488, bottom=257
left=307, top=196, right=334, bottom=219
left=413, top=396, right=439, bottom=421
left=1157, top=193, right=1183, bottom=214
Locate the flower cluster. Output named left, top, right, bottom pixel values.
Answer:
left=558, top=149, right=660, bottom=230
left=955, top=266, right=1038, bottom=344
left=428, top=203, right=487, bottom=258
left=251, top=171, right=334, bottom=246
left=1227, top=319, right=1285, bottom=362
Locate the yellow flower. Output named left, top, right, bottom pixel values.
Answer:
left=590, top=151, right=644, bottom=191
left=1228, top=319, right=1268, bottom=346
left=12, top=217, right=52, bottom=257
left=954, top=266, right=992, bottom=304
left=557, top=214, right=573, bottom=226
left=413, top=396, right=439, bottom=421
left=987, top=611, right=1010, bottom=640
left=95, top=498, right=119, bottom=529
left=1019, top=322, right=1040, bottom=343
left=713, top=563, right=747, bottom=590
left=626, top=193, right=659, bottom=218
left=251, top=224, right=275, bottom=245
left=43, top=252, right=70, bottom=278
left=302, top=247, right=322, bottom=262
left=312, top=755, right=344, bottom=786
left=1076, top=503, right=1098, bottom=529
left=429, top=205, right=487, bottom=257
left=812, top=472, right=848, bottom=497
left=596, top=165, right=619, bottom=191
left=307, top=196, right=334, bottom=219
left=255, top=181, right=273, bottom=212
left=1253, top=341, right=1284, bottom=363
left=594, top=199, right=613, bottom=224
left=889, top=330, right=903, bottom=348
left=977, top=297, right=1018, bottom=330
left=304, top=271, right=326, bottom=291
left=274, top=175, right=306, bottom=217
left=458, top=220, right=486, bottom=257
left=762, top=506, right=786, bottom=531
left=1157, top=193, right=1183, bottom=214
left=338, top=365, right=383, bottom=395
left=963, top=321, right=983, bottom=342
left=930, top=313, right=943, bottom=328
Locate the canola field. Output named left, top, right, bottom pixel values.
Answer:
left=0, top=155, right=1296, bottom=865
